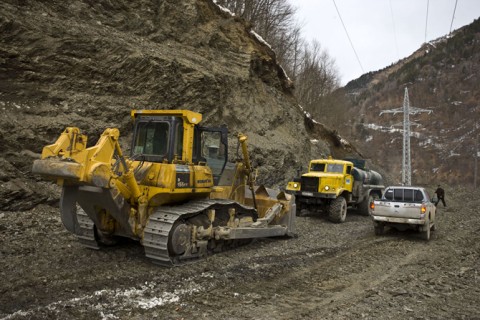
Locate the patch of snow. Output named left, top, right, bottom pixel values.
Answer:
left=201, top=272, right=214, bottom=278
left=3, top=281, right=203, bottom=318
left=211, top=1, right=235, bottom=16
left=340, top=138, right=350, bottom=146
left=310, top=139, right=319, bottom=144
left=249, top=30, right=272, bottom=49
left=419, top=138, right=433, bottom=147
left=100, top=312, right=119, bottom=320
left=136, top=292, right=180, bottom=309
left=451, top=101, right=462, bottom=106
left=365, top=136, right=373, bottom=142
left=448, top=152, right=461, bottom=157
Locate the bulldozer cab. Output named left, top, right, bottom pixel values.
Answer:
left=130, top=110, right=228, bottom=185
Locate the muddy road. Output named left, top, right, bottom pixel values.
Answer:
left=1, top=186, right=479, bottom=319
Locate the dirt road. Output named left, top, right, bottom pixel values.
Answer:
left=1, top=186, right=479, bottom=319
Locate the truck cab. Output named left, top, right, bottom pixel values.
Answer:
left=286, top=157, right=384, bottom=223
left=288, top=158, right=354, bottom=199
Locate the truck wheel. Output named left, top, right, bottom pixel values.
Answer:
left=328, top=196, right=347, bottom=223
left=421, top=219, right=431, bottom=240
left=359, top=193, right=378, bottom=216
left=374, top=223, right=384, bottom=235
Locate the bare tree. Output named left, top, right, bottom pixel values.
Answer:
left=295, top=40, right=340, bottom=115
left=216, top=0, right=341, bottom=121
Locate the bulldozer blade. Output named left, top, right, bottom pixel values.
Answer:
left=32, top=158, right=82, bottom=180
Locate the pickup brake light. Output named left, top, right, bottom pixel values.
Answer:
left=421, top=204, right=426, bottom=214
left=370, top=202, right=375, bottom=210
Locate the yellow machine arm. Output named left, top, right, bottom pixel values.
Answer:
left=237, top=133, right=257, bottom=210
left=33, top=127, right=142, bottom=203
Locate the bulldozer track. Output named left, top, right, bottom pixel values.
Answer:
left=142, top=199, right=256, bottom=267
left=75, top=208, right=100, bottom=250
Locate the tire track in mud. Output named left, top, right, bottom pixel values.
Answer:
left=188, top=230, right=428, bottom=320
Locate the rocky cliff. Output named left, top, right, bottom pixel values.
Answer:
left=1, top=0, right=356, bottom=210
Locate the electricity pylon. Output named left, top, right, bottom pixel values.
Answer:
left=402, top=87, right=411, bottom=186
left=380, top=87, right=431, bottom=185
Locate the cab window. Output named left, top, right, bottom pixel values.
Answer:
left=404, top=189, right=414, bottom=202
left=201, top=131, right=226, bottom=177
left=133, top=122, right=169, bottom=157
left=384, top=189, right=394, bottom=200
left=173, top=122, right=184, bottom=160
left=414, top=190, right=424, bottom=202
left=326, top=164, right=344, bottom=173
left=310, top=163, right=325, bottom=172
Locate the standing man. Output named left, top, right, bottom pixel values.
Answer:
left=434, top=185, right=446, bottom=207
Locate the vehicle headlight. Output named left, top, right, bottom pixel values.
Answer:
left=324, top=185, right=330, bottom=191
left=293, top=183, right=299, bottom=188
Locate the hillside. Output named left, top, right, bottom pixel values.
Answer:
left=340, top=18, right=480, bottom=186
left=0, top=0, right=358, bottom=211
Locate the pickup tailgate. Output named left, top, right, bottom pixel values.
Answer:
left=373, top=200, right=423, bottom=219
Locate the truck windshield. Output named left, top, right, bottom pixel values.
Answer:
left=310, top=163, right=325, bottom=172
left=326, top=164, right=344, bottom=173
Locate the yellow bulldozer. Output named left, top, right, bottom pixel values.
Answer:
left=32, top=110, right=295, bottom=266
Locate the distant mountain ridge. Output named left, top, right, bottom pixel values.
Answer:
left=339, top=18, right=480, bottom=186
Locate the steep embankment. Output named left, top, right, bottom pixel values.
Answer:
left=0, top=0, right=340, bottom=210
left=342, top=18, right=480, bottom=186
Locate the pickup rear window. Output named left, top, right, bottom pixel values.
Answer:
left=385, top=188, right=424, bottom=202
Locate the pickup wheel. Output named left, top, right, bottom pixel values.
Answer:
left=421, top=219, right=431, bottom=240
left=328, top=196, right=347, bottom=223
left=374, top=223, right=384, bottom=235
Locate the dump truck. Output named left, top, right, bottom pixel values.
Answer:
left=32, top=110, right=295, bottom=266
left=286, top=157, right=384, bottom=223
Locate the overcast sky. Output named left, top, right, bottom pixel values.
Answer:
left=294, top=0, right=480, bottom=85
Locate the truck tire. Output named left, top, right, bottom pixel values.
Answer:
left=328, top=196, right=347, bottom=223
left=421, top=219, right=431, bottom=241
left=359, top=193, right=379, bottom=216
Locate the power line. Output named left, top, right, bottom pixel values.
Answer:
left=389, top=0, right=400, bottom=60
left=449, top=0, right=458, bottom=34
left=332, top=0, right=364, bottom=73
left=424, top=0, right=429, bottom=43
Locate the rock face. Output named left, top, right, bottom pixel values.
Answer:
left=0, top=0, right=337, bottom=210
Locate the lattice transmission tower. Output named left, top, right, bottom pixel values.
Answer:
left=380, top=88, right=431, bottom=185
left=402, top=87, right=411, bottom=186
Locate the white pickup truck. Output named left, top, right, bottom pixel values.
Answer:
left=370, top=186, right=436, bottom=240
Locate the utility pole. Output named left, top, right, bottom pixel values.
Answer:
left=402, top=87, right=412, bottom=186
